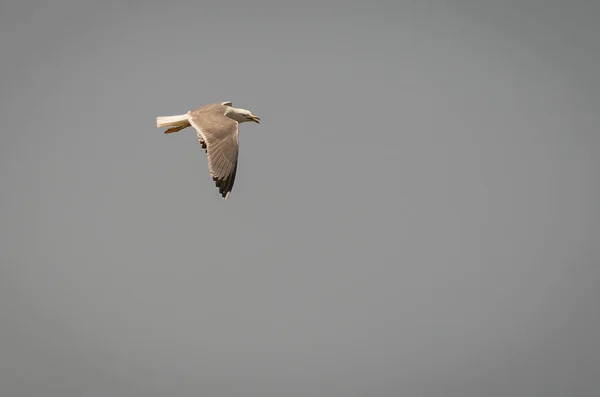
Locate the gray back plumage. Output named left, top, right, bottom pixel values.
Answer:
left=187, top=103, right=239, bottom=199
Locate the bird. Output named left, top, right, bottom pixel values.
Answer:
left=156, top=101, right=260, bottom=200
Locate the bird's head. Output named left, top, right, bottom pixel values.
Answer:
left=225, top=106, right=261, bottom=124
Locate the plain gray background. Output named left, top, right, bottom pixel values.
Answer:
left=1, top=0, right=599, bottom=396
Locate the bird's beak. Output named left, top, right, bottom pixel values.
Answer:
left=251, top=115, right=261, bottom=124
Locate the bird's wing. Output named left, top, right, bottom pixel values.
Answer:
left=188, top=106, right=239, bottom=199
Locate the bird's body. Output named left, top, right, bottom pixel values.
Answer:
left=156, top=101, right=260, bottom=199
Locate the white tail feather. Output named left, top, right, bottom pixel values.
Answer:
left=156, top=113, right=189, bottom=128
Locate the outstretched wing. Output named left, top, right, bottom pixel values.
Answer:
left=188, top=104, right=239, bottom=199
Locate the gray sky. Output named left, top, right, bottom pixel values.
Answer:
left=1, top=0, right=599, bottom=396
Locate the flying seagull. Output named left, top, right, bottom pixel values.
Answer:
left=156, top=101, right=261, bottom=200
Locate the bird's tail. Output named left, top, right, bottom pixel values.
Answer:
left=156, top=113, right=191, bottom=134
